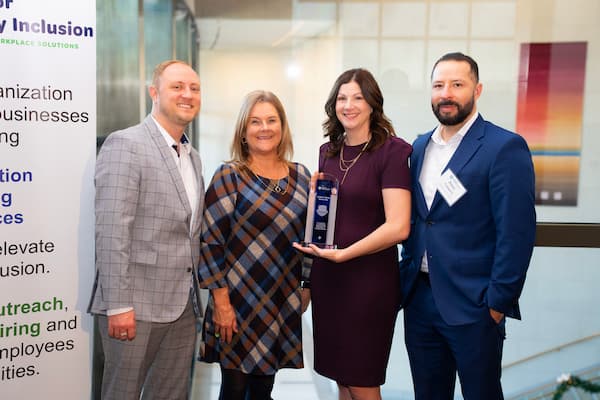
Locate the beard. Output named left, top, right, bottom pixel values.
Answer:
left=432, top=96, right=475, bottom=126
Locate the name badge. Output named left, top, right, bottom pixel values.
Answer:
left=437, top=169, right=466, bottom=206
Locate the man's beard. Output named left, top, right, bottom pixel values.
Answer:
left=432, top=97, right=474, bottom=126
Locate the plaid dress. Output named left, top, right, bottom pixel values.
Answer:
left=198, top=162, right=311, bottom=374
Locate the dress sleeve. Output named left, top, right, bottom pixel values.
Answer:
left=318, top=142, right=330, bottom=171
left=197, top=163, right=238, bottom=289
left=380, top=137, right=412, bottom=190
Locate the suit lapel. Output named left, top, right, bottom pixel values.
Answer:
left=444, top=116, right=485, bottom=175
left=428, top=115, right=485, bottom=213
left=144, top=117, right=193, bottom=216
left=189, top=150, right=204, bottom=233
left=412, top=132, right=433, bottom=217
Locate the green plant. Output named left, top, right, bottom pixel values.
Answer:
left=553, top=373, right=600, bottom=400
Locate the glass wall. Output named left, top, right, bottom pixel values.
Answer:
left=96, top=0, right=140, bottom=143
left=194, top=0, right=600, bottom=398
left=96, top=0, right=199, bottom=146
left=143, top=0, right=174, bottom=114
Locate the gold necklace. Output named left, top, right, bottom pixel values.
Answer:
left=249, top=167, right=289, bottom=195
left=339, top=138, right=370, bottom=185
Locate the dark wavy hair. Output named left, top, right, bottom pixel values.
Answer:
left=323, top=68, right=395, bottom=157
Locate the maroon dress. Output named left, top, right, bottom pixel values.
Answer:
left=311, top=136, right=412, bottom=386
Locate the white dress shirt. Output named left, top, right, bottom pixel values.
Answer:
left=152, top=116, right=199, bottom=228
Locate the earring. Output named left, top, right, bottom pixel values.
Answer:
left=241, top=137, right=247, bottom=144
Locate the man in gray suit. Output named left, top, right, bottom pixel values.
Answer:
left=89, top=60, right=204, bottom=400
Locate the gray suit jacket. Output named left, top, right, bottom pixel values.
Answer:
left=89, top=115, right=204, bottom=323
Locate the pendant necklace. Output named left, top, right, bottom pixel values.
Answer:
left=250, top=167, right=288, bottom=195
left=339, top=136, right=370, bottom=186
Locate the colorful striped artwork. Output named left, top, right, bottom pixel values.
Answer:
left=517, top=42, right=587, bottom=206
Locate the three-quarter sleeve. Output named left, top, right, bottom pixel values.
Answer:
left=197, top=164, right=238, bottom=288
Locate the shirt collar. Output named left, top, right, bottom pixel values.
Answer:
left=431, top=111, right=479, bottom=145
left=151, top=115, right=192, bottom=155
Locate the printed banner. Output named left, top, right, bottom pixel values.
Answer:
left=0, top=0, right=95, bottom=397
left=517, top=42, right=587, bottom=206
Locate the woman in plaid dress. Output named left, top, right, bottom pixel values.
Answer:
left=198, top=90, right=311, bottom=400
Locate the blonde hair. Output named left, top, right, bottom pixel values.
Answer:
left=230, top=90, right=294, bottom=166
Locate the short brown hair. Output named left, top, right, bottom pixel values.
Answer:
left=151, top=60, right=193, bottom=88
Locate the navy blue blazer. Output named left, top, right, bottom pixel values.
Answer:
left=400, top=115, right=536, bottom=325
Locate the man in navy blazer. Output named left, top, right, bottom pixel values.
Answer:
left=400, top=52, right=536, bottom=399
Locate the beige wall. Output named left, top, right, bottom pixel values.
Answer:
left=198, top=0, right=600, bottom=223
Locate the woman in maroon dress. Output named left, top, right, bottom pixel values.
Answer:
left=295, top=68, right=412, bottom=400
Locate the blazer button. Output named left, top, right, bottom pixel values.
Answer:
left=187, top=267, right=192, bottom=272
left=426, top=220, right=434, bottom=226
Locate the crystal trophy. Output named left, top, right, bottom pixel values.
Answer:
left=303, top=174, right=338, bottom=249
